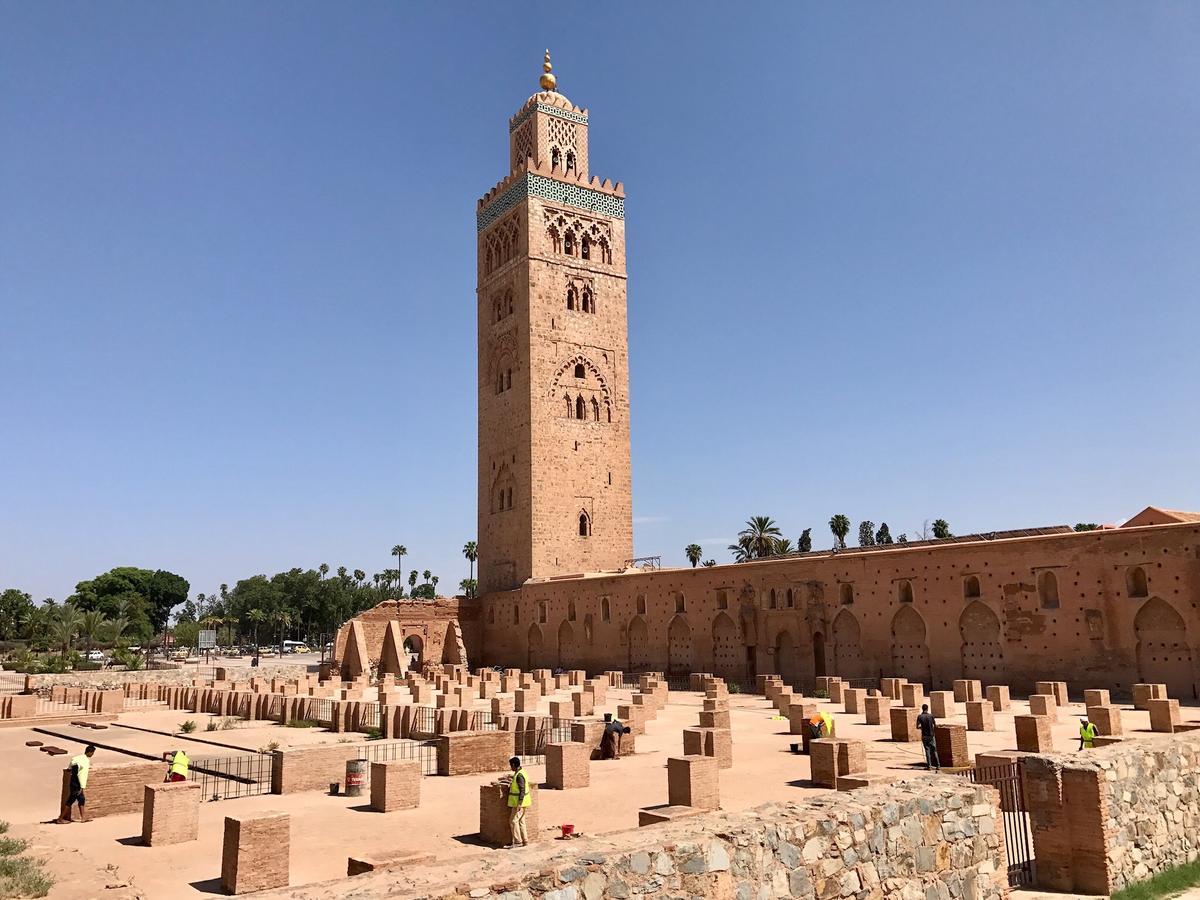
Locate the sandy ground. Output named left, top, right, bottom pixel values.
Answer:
left=2, top=687, right=1193, bottom=898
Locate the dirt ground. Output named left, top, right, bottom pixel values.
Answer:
left=1, top=686, right=1190, bottom=898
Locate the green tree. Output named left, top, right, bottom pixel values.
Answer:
left=51, top=604, right=83, bottom=661
left=69, top=567, right=189, bottom=643
left=318, top=563, right=329, bottom=579
left=727, top=534, right=755, bottom=563
left=0, top=588, right=35, bottom=641
left=829, top=515, right=851, bottom=549
left=353, top=569, right=366, bottom=584
left=932, top=519, right=952, bottom=539
left=858, top=521, right=876, bottom=547
left=684, top=544, right=703, bottom=567
left=462, top=541, right=478, bottom=596
left=797, top=528, right=812, bottom=553
left=247, top=608, right=267, bottom=652
left=172, top=619, right=199, bottom=650
left=459, top=578, right=477, bottom=597
left=79, top=610, right=106, bottom=658
left=738, top=516, right=783, bottom=559
left=897, top=533, right=908, bottom=543
left=1074, top=523, right=1099, bottom=532
left=392, top=545, right=407, bottom=594
left=408, top=570, right=418, bottom=590
left=701, top=560, right=716, bottom=567
left=422, top=570, right=432, bottom=585
left=875, top=523, right=893, bottom=544
left=275, top=609, right=292, bottom=656
left=775, top=537, right=794, bottom=554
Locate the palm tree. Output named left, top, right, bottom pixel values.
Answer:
left=727, top=534, right=755, bottom=563
left=275, top=609, right=292, bottom=657
left=740, top=516, right=782, bottom=559
left=462, top=541, right=478, bottom=596
left=685, top=544, right=703, bottom=567
left=318, top=563, right=329, bottom=579
left=52, top=605, right=83, bottom=661
left=336, top=565, right=347, bottom=580
left=408, top=570, right=418, bottom=590
left=422, top=569, right=432, bottom=584
left=391, top=545, right=407, bottom=594
left=106, top=616, right=129, bottom=647
left=353, top=569, right=366, bottom=585
left=932, top=519, right=952, bottom=539
left=829, top=514, right=851, bottom=549
left=774, top=537, right=794, bottom=554
left=79, top=610, right=106, bottom=659
left=247, top=608, right=267, bottom=655
left=702, top=559, right=717, bottom=567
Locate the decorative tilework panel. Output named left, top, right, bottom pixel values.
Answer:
left=478, top=175, right=623, bottom=232
left=510, top=102, right=590, bottom=133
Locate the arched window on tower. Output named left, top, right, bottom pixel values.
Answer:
left=564, top=394, right=573, bottom=418
left=598, top=237, right=612, bottom=264
left=505, top=369, right=512, bottom=391
left=1038, top=570, right=1060, bottom=609
left=582, top=288, right=593, bottom=313
left=551, top=148, right=561, bottom=169
left=606, top=403, right=612, bottom=423
left=964, top=575, right=981, bottom=599
left=565, top=151, right=575, bottom=173
left=575, top=396, right=585, bottom=420
left=839, top=583, right=854, bottom=605
left=507, top=293, right=514, bottom=315
left=601, top=597, right=610, bottom=621
left=578, top=510, right=591, bottom=537
left=590, top=397, right=599, bottom=421
left=505, top=487, right=513, bottom=509
left=581, top=235, right=590, bottom=260
left=563, top=232, right=575, bottom=256
left=568, top=599, right=577, bottom=621
left=496, top=372, right=504, bottom=394
left=1126, top=566, right=1148, bottom=598
left=574, top=362, right=585, bottom=379
left=495, top=301, right=502, bottom=323
left=898, top=580, right=914, bottom=604
left=566, top=286, right=576, bottom=310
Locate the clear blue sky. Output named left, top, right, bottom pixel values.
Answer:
left=3, top=3, right=1198, bottom=604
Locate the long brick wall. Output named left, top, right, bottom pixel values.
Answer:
left=270, top=744, right=366, bottom=795
left=59, top=761, right=165, bottom=819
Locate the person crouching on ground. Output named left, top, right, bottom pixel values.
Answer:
left=56, top=744, right=95, bottom=823
left=503, top=755, right=531, bottom=848
left=600, top=721, right=631, bottom=759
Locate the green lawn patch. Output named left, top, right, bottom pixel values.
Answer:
left=1113, top=856, right=1200, bottom=900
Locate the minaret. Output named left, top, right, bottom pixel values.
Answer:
left=476, top=53, right=633, bottom=593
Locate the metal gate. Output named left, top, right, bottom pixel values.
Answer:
left=967, top=763, right=1034, bottom=887
left=189, top=753, right=274, bottom=801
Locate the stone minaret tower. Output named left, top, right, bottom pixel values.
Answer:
left=476, top=52, right=633, bottom=594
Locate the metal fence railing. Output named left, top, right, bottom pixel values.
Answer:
left=356, top=739, right=438, bottom=775
left=189, top=753, right=274, bottom=801
left=663, top=675, right=692, bottom=692
left=0, top=671, right=26, bottom=693
left=307, top=697, right=333, bottom=726
left=357, top=703, right=380, bottom=730
left=265, top=695, right=283, bottom=720
left=409, top=706, right=437, bottom=739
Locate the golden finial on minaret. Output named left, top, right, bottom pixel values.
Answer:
left=539, top=49, right=557, bottom=92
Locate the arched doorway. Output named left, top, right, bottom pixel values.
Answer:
left=959, top=601, right=1003, bottom=681
left=527, top=624, right=544, bottom=670
left=711, top=613, right=739, bottom=681
left=558, top=620, right=577, bottom=669
left=667, top=616, right=693, bottom=674
left=628, top=616, right=650, bottom=672
left=403, top=635, right=423, bottom=671
left=1136, top=598, right=1195, bottom=698
left=774, top=629, right=799, bottom=687
left=812, top=632, right=827, bottom=679
left=890, top=606, right=931, bottom=686
left=832, top=609, right=864, bottom=679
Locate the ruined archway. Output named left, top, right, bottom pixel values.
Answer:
left=628, top=616, right=650, bottom=672
left=1136, top=598, right=1195, bottom=699
left=527, top=624, right=544, bottom=670
left=775, top=628, right=800, bottom=687
left=890, top=605, right=931, bottom=686
left=667, top=615, right=693, bottom=675
left=832, top=609, right=865, bottom=679
left=441, top=620, right=465, bottom=666
left=959, top=601, right=1003, bottom=681
left=403, top=635, right=423, bottom=671
left=711, top=612, right=739, bottom=681
left=558, top=619, right=577, bottom=669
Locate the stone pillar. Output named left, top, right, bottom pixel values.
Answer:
left=864, top=695, right=891, bottom=725
left=220, top=812, right=289, bottom=894
left=479, top=780, right=539, bottom=847
left=683, top=727, right=733, bottom=769
left=1147, top=698, right=1180, bottom=733
left=985, top=685, right=1010, bottom=712
left=843, top=688, right=866, bottom=715
left=934, top=723, right=969, bottom=768
left=1015, top=715, right=1054, bottom=752
left=666, top=755, right=719, bottom=810
left=369, top=760, right=420, bottom=812
left=141, top=782, right=201, bottom=846
left=1029, top=694, right=1057, bottom=722
left=514, top=688, right=539, bottom=713
left=889, top=706, right=919, bottom=742
left=965, top=700, right=995, bottom=732
left=928, top=691, right=953, bottom=718
left=1088, top=704, right=1122, bottom=736
left=952, top=679, right=970, bottom=702
left=1083, top=689, right=1110, bottom=708
left=787, top=701, right=818, bottom=736
left=491, top=695, right=514, bottom=717
left=545, top=742, right=590, bottom=789
left=900, top=683, right=924, bottom=708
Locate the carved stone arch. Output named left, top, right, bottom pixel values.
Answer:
left=711, top=612, right=740, bottom=681
left=488, top=331, right=519, bottom=389
left=774, top=626, right=800, bottom=687
left=959, top=601, right=1003, bottom=681
left=890, top=605, right=931, bottom=686
left=547, top=354, right=612, bottom=404
left=1136, top=597, right=1194, bottom=698
left=490, top=463, right=514, bottom=513
left=667, top=615, right=693, bottom=674
left=558, top=619, right=577, bottom=669
left=527, top=623, right=544, bottom=670
left=628, top=616, right=650, bottom=672
left=832, top=608, right=865, bottom=679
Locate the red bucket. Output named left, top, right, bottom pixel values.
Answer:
left=561, top=823, right=575, bottom=837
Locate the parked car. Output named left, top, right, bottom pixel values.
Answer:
left=85, top=650, right=106, bottom=662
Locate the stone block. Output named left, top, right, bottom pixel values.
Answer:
left=6, top=693, right=37, bottom=718
left=638, top=805, right=704, bottom=827
left=928, top=690, right=954, bottom=719
left=699, top=709, right=731, bottom=729
left=1015, top=714, right=1054, bottom=752
left=514, top=688, right=540, bottom=713
left=828, top=680, right=846, bottom=703
left=1083, top=689, right=1110, bottom=708
left=1029, top=693, right=1057, bottom=722
left=787, top=700, right=818, bottom=735
left=934, top=723, right=970, bottom=768
left=901, top=683, right=924, bottom=708
left=889, top=706, right=919, bottom=742
left=810, top=738, right=867, bottom=788
left=478, top=780, right=539, bottom=847
left=60, top=761, right=164, bottom=819
left=369, top=760, right=420, bottom=812
left=952, top=679, right=970, bottom=703
left=346, top=850, right=434, bottom=877
left=843, top=688, right=866, bottom=714
left=667, top=755, right=719, bottom=809
left=1088, top=704, right=1123, bottom=736
left=549, top=700, right=573, bottom=720
left=436, top=730, right=515, bottom=777
left=836, top=772, right=895, bottom=791
left=545, top=741, right=590, bottom=789
left=221, top=812, right=289, bottom=894
left=881, top=678, right=906, bottom=700
left=490, top=695, right=514, bottom=717
left=570, top=721, right=608, bottom=759
left=864, top=695, right=891, bottom=725
left=986, top=685, right=1011, bottom=712
left=1147, top=698, right=1181, bottom=733
left=965, top=700, right=995, bottom=731
left=571, top=691, right=593, bottom=717
left=617, top=703, right=645, bottom=735
left=1132, top=683, right=1166, bottom=710
left=141, top=781, right=200, bottom=846
left=683, top=726, right=733, bottom=769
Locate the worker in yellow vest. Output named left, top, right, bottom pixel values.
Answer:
left=1078, top=717, right=1097, bottom=750
left=808, top=711, right=835, bottom=740
left=165, top=749, right=190, bottom=783
left=503, top=755, right=531, bottom=848
left=56, top=744, right=95, bottom=823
